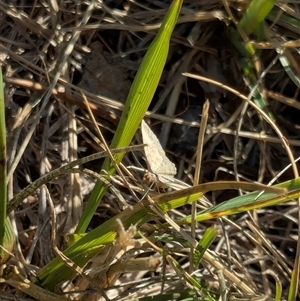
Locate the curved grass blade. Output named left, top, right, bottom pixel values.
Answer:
left=37, top=190, right=200, bottom=289
left=7, top=145, right=142, bottom=214
left=37, top=181, right=289, bottom=289
left=267, top=7, right=300, bottom=33
left=76, top=0, right=183, bottom=234
left=277, top=49, right=300, bottom=89
left=141, top=233, right=215, bottom=300
left=179, top=178, right=300, bottom=224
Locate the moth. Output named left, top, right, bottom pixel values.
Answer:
left=141, top=120, right=177, bottom=187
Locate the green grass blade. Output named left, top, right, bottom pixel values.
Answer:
left=288, top=269, right=298, bottom=301
left=278, top=50, right=300, bottom=89
left=228, top=27, right=275, bottom=121
left=0, top=68, right=7, bottom=253
left=38, top=190, right=200, bottom=289
left=0, top=217, right=15, bottom=265
left=37, top=180, right=293, bottom=289
left=193, top=227, right=216, bottom=269
left=229, top=0, right=280, bottom=123
left=179, top=179, right=300, bottom=224
left=0, top=69, right=15, bottom=265
left=274, top=277, right=282, bottom=301
left=240, top=55, right=275, bottom=121
left=76, top=0, right=183, bottom=234
left=268, top=7, right=300, bottom=33
left=239, top=0, right=277, bottom=35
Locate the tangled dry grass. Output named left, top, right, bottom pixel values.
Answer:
left=0, top=0, right=299, bottom=300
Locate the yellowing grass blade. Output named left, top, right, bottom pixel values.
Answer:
left=179, top=179, right=300, bottom=224
left=37, top=180, right=294, bottom=289
left=76, top=0, right=183, bottom=234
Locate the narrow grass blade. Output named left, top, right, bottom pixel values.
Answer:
left=7, top=145, right=142, bottom=214
left=0, top=68, right=6, bottom=250
left=239, top=0, right=277, bottom=35
left=76, top=0, right=183, bottom=234
left=0, top=70, right=15, bottom=264
left=228, top=27, right=275, bottom=121
left=179, top=179, right=300, bottom=224
left=288, top=269, right=299, bottom=301
left=229, top=1, right=279, bottom=123
left=267, top=7, right=300, bottom=33
left=37, top=180, right=294, bottom=289
left=278, top=49, right=300, bottom=89
left=192, top=227, right=216, bottom=269
left=38, top=189, right=201, bottom=288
